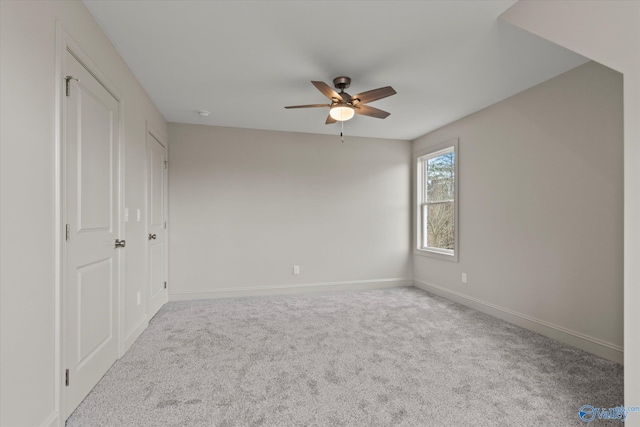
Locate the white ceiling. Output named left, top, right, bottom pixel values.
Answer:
left=84, top=0, right=587, bottom=141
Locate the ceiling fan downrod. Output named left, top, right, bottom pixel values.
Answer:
left=333, top=76, right=351, bottom=91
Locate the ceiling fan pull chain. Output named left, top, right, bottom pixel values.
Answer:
left=341, top=120, right=344, bottom=143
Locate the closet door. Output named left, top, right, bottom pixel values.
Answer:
left=64, top=50, right=121, bottom=418
left=147, top=130, right=168, bottom=318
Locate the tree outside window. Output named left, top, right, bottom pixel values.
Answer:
left=423, top=152, right=454, bottom=250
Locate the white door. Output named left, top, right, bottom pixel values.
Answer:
left=147, top=131, right=168, bottom=317
left=64, top=50, right=121, bottom=418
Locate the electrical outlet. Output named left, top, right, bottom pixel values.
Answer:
left=293, top=266, right=300, bottom=275
left=136, top=292, right=141, bottom=306
left=461, top=273, right=467, bottom=284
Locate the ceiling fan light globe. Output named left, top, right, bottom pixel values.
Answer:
left=329, top=105, right=355, bottom=121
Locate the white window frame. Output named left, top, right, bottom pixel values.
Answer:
left=414, top=138, right=459, bottom=262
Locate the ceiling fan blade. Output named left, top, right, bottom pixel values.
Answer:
left=284, top=104, right=329, bottom=109
left=355, top=104, right=391, bottom=119
left=325, top=114, right=337, bottom=125
left=312, top=81, right=343, bottom=101
left=352, top=86, right=396, bottom=105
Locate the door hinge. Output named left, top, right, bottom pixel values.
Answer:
left=64, top=76, right=79, bottom=97
left=65, top=369, right=69, bottom=386
left=164, top=160, right=168, bottom=170
left=65, top=224, right=70, bottom=241
left=164, top=281, right=167, bottom=289
left=164, top=221, right=167, bottom=229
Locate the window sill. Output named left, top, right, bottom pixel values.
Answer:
left=413, top=248, right=458, bottom=263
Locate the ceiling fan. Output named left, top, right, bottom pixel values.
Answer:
left=285, top=76, right=396, bottom=124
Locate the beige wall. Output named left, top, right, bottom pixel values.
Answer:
left=412, top=62, right=623, bottom=361
left=0, top=1, right=167, bottom=426
left=168, top=124, right=412, bottom=299
left=501, top=1, right=640, bottom=420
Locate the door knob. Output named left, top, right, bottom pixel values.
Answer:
left=115, top=239, right=126, bottom=248
left=148, top=234, right=157, bottom=240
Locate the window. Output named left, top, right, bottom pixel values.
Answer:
left=415, top=139, right=458, bottom=261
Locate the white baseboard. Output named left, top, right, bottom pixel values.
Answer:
left=413, top=279, right=624, bottom=364
left=39, top=411, right=59, bottom=427
left=123, top=316, right=148, bottom=354
left=169, top=278, right=413, bottom=301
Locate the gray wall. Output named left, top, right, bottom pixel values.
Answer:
left=501, top=0, right=639, bottom=414
left=412, top=61, right=623, bottom=360
left=168, top=124, right=412, bottom=298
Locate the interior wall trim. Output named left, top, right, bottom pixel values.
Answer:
left=412, top=279, right=623, bottom=364
left=123, top=317, right=149, bottom=354
left=169, top=278, right=413, bottom=301
left=39, top=411, right=59, bottom=427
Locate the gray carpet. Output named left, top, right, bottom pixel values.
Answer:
left=67, top=287, right=623, bottom=426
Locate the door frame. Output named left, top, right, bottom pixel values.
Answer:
left=55, top=24, right=126, bottom=423
left=145, top=123, right=169, bottom=315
